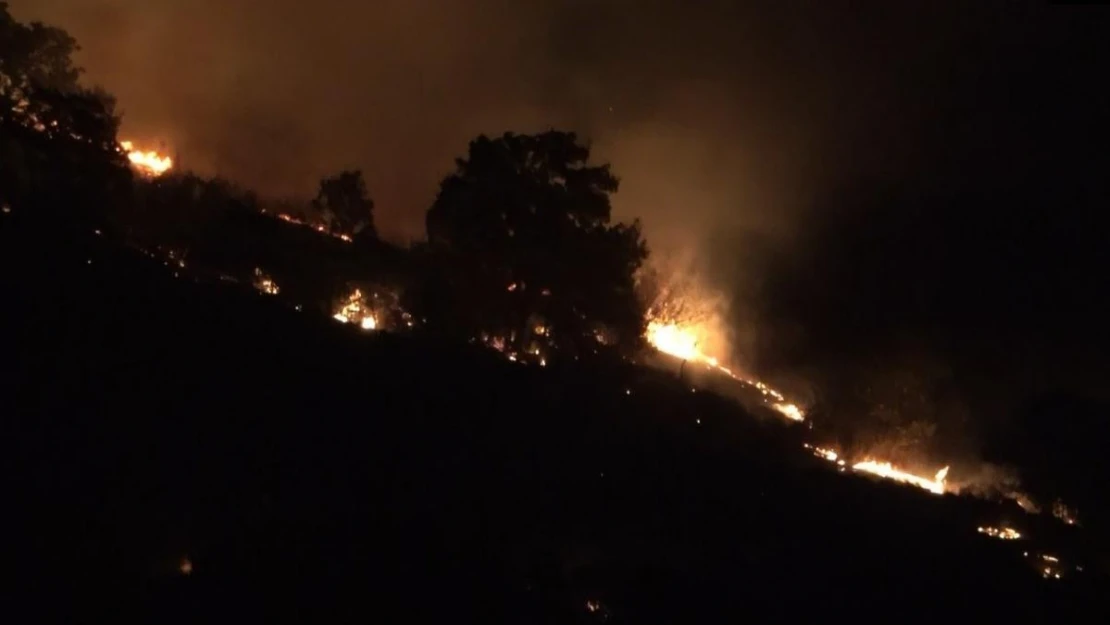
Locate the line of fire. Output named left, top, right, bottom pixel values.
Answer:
left=77, top=139, right=1085, bottom=584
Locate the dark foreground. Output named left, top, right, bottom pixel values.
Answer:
left=2, top=214, right=1104, bottom=624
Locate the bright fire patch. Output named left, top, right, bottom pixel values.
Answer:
left=644, top=320, right=804, bottom=422
left=852, top=460, right=949, bottom=495
left=120, top=140, right=173, bottom=177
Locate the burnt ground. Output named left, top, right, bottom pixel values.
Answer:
left=2, top=211, right=1105, bottom=624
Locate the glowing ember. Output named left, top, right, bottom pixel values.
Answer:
left=1038, top=555, right=1064, bottom=579
left=253, top=268, right=280, bottom=295
left=978, top=526, right=1022, bottom=540
left=120, top=140, right=172, bottom=177
left=275, top=213, right=353, bottom=243
left=179, top=557, right=193, bottom=576
left=1052, top=500, right=1078, bottom=526
left=852, top=460, right=949, bottom=495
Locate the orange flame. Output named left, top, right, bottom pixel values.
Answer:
left=978, top=526, right=1021, bottom=540
left=332, top=288, right=377, bottom=331
left=120, top=140, right=173, bottom=177
left=644, top=320, right=804, bottom=422
left=852, top=460, right=949, bottom=495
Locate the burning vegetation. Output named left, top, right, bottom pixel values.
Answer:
left=274, top=211, right=353, bottom=242
left=803, top=443, right=949, bottom=495
left=331, top=287, right=378, bottom=331
left=253, top=268, right=279, bottom=295
left=94, top=133, right=1088, bottom=586
left=978, top=526, right=1022, bottom=540
left=645, top=317, right=804, bottom=422
left=2, top=3, right=1097, bottom=594
left=120, top=141, right=173, bottom=177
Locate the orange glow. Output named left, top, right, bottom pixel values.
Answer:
left=805, top=443, right=955, bottom=495
left=120, top=140, right=173, bottom=177
left=275, top=213, right=353, bottom=242
left=978, top=526, right=1021, bottom=540
left=644, top=319, right=804, bottom=422
left=253, top=268, right=280, bottom=295
left=645, top=321, right=701, bottom=362
left=332, top=288, right=378, bottom=331
left=852, top=460, right=949, bottom=495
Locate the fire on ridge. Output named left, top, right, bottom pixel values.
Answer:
left=644, top=319, right=804, bottom=422
left=120, top=141, right=173, bottom=177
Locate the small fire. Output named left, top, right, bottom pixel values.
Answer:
left=253, top=268, right=280, bottom=295
left=978, top=526, right=1022, bottom=540
left=120, top=140, right=172, bottom=177
left=644, top=320, right=804, bottom=422
left=1052, top=500, right=1078, bottom=526
left=275, top=213, right=353, bottom=242
left=805, top=443, right=958, bottom=495
left=772, top=402, right=804, bottom=422
left=1038, top=554, right=1064, bottom=579
left=804, top=443, right=846, bottom=466
left=852, top=460, right=949, bottom=495
left=332, top=288, right=377, bottom=331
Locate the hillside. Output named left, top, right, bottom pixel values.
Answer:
left=2, top=211, right=1103, bottom=623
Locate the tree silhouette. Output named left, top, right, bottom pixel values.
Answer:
left=311, top=170, right=375, bottom=238
left=0, top=3, right=130, bottom=220
left=0, top=2, right=81, bottom=95
left=424, top=130, right=648, bottom=359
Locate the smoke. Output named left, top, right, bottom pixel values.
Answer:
left=949, top=462, right=1028, bottom=507
left=11, top=1, right=1110, bottom=422
left=9, top=0, right=961, bottom=241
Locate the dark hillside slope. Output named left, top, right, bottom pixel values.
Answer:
left=1, top=213, right=1102, bottom=623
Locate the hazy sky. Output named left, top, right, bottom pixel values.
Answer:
left=10, top=0, right=1110, bottom=429
left=7, top=0, right=1009, bottom=245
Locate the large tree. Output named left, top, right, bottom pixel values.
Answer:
left=0, top=2, right=130, bottom=219
left=424, top=130, right=648, bottom=360
left=311, top=170, right=375, bottom=238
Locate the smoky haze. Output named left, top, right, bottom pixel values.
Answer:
left=8, top=0, right=976, bottom=243
left=11, top=1, right=1110, bottom=429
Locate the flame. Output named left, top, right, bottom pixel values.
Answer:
left=332, top=288, right=377, bottom=331
left=978, top=526, right=1021, bottom=540
left=644, top=320, right=804, bottom=422
left=1038, top=554, right=1064, bottom=579
left=120, top=140, right=173, bottom=177
left=645, top=321, right=702, bottom=362
left=1051, top=500, right=1079, bottom=526
left=852, top=460, right=950, bottom=495
left=274, top=213, right=353, bottom=242
left=805, top=443, right=951, bottom=493
left=804, top=443, right=844, bottom=465
left=253, top=268, right=280, bottom=295
left=772, top=402, right=805, bottom=422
